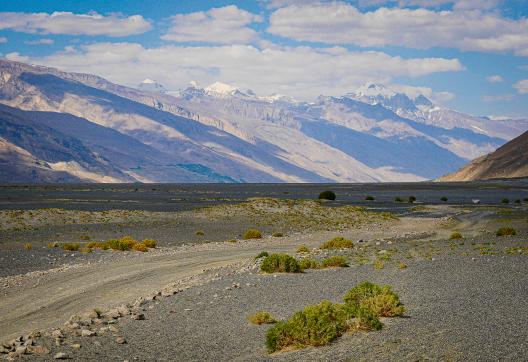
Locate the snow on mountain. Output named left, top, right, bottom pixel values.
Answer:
left=137, top=78, right=167, bottom=94
left=1, top=59, right=527, bottom=183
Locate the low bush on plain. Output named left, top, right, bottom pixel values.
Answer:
left=143, top=239, right=157, bottom=248
left=266, top=281, right=403, bottom=353
left=321, top=256, right=349, bottom=268
left=408, top=196, right=417, bottom=203
left=502, top=198, right=509, bottom=204
left=260, top=253, right=301, bottom=273
left=441, top=197, right=448, bottom=202
left=272, top=232, right=284, bottom=237
left=320, top=236, right=354, bottom=250
left=86, top=236, right=157, bottom=252
left=449, top=231, right=463, bottom=240
left=23, top=243, right=32, bottom=250
left=195, top=230, right=205, bottom=236
left=318, top=191, right=336, bottom=201
left=394, top=197, right=403, bottom=202
left=248, top=311, right=276, bottom=325
left=255, top=251, right=269, bottom=259
left=298, top=258, right=319, bottom=270
left=496, top=227, right=517, bottom=236
left=296, top=244, right=310, bottom=253
left=365, top=195, right=375, bottom=201
left=62, top=243, right=80, bottom=251
left=243, top=228, right=262, bottom=240
left=373, top=260, right=384, bottom=269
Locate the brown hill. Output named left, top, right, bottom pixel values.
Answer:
left=440, top=131, right=528, bottom=181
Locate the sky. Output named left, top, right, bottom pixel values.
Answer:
left=0, top=0, right=527, bottom=118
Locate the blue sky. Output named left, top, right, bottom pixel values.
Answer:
left=1, top=0, right=527, bottom=118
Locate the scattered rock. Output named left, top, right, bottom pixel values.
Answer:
left=131, top=313, right=145, bottom=320
left=81, top=329, right=96, bottom=337
left=51, top=330, right=64, bottom=339
left=71, top=344, right=81, bottom=349
left=105, top=309, right=120, bottom=319
left=27, top=345, right=50, bottom=355
left=108, top=325, right=119, bottom=334
left=15, top=346, right=27, bottom=355
left=115, top=337, right=127, bottom=344
left=54, top=351, right=69, bottom=359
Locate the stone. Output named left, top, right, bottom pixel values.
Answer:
left=55, top=338, right=63, bottom=347
left=27, top=345, right=50, bottom=355
left=131, top=313, right=145, bottom=320
left=54, top=352, right=69, bottom=359
left=81, top=329, right=96, bottom=337
left=23, top=338, right=33, bottom=346
left=115, top=337, right=127, bottom=344
left=108, top=325, right=119, bottom=333
left=51, top=330, right=63, bottom=339
left=117, top=305, right=130, bottom=316
left=105, top=309, right=120, bottom=319
left=15, top=346, right=27, bottom=355
left=71, top=344, right=81, bottom=349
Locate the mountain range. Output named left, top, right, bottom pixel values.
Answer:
left=0, top=58, right=526, bottom=183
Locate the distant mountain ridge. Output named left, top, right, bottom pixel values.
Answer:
left=439, top=131, right=528, bottom=181
left=0, top=58, right=527, bottom=183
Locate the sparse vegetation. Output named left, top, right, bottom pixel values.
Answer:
left=321, top=256, right=349, bottom=268
left=86, top=236, right=156, bottom=252
left=502, top=198, right=510, bottom=204
left=514, top=199, right=521, bottom=204
left=266, top=281, right=403, bottom=352
left=255, top=251, right=269, bottom=259
left=296, top=244, right=310, bottom=253
left=408, top=196, right=417, bottom=203
left=23, top=243, right=32, bottom=250
left=394, top=197, right=403, bottom=202
left=298, top=258, right=319, bottom=270
left=343, top=281, right=405, bottom=317
left=47, top=242, right=58, bottom=248
left=318, top=190, right=336, bottom=201
left=132, top=243, right=149, bottom=252
left=373, top=259, right=384, bottom=269
left=496, top=227, right=517, bottom=236
left=248, top=311, right=276, bottom=325
left=195, top=230, right=205, bottom=236
left=398, top=262, right=407, bottom=269
left=272, top=232, right=284, bottom=237
left=142, top=239, right=157, bottom=248
left=260, top=253, right=301, bottom=273
left=320, top=236, right=354, bottom=250
left=62, top=243, right=80, bottom=251
left=365, top=195, right=375, bottom=201
left=243, top=228, right=262, bottom=240
left=441, top=196, right=448, bottom=202
left=449, top=231, right=463, bottom=240
left=80, top=247, right=92, bottom=253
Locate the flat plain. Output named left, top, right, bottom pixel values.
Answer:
left=0, top=181, right=527, bottom=361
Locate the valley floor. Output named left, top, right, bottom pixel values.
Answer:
left=1, top=184, right=527, bottom=361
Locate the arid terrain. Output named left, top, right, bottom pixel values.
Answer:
left=1, top=182, right=527, bottom=361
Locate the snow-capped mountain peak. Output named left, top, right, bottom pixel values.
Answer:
left=204, top=82, right=240, bottom=96
left=137, top=78, right=166, bottom=94
left=354, top=83, right=397, bottom=98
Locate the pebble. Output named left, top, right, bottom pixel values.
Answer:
left=71, top=343, right=81, bottom=349
left=54, top=352, right=69, bottom=359
left=81, top=329, right=96, bottom=337
left=131, top=313, right=145, bottom=320
left=116, top=337, right=127, bottom=344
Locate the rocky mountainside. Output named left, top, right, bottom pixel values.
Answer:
left=0, top=58, right=526, bottom=183
left=439, top=131, right=528, bottom=181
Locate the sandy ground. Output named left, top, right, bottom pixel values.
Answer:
left=1, top=194, right=527, bottom=361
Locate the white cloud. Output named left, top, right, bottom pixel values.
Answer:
left=268, top=3, right=528, bottom=55
left=390, top=84, right=455, bottom=103
left=0, top=37, right=7, bottom=44
left=486, top=75, right=503, bottom=83
left=482, top=94, right=515, bottom=102
left=0, top=12, right=151, bottom=37
left=513, top=79, right=528, bottom=94
left=6, top=42, right=463, bottom=101
left=24, top=38, right=54, bottom=45
left=162, top=6, right=262, bottom=44
left=357, top=0, right=500, bottom=10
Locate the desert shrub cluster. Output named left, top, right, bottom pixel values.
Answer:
left=248, top=311, right=276, bottom=325
left=243, top=228, right=262, bottom=239
left=260, top=253, right=301, bottom=273
left=318, top=190, right=336, bottom=200
left=321, top=256, right=349, bottom=268
left=265, top=281, right=404, bottom=352
left=319, top=236, right=354, bottom=250
left=496, top=227, right=517, bottom=236
left=85, top=236, right=157, bottom=252
left=449, top=231, right=463, bottom=240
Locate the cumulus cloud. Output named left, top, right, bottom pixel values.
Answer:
left=356, top=0, right=500, bottom=10
left=0, top=12, right=151, bottom=37
left=513, top=79, right=528, bottom=94
left=6, top=42, right=463, bottom=100
left=162, top=6, right=262, bottom=44
left=24, top=38, right=54, bottom=45
left=486, top=75, right=503, bottom=83
left=268, top=3, right=528, bottom=55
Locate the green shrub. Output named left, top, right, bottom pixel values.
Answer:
left=272, top=232, right=284, bottom=237
left=255, top=251, right=269, bottom=259
left=343, top=281, right=405, bottom=317
left=266, top=300, right=347, bottom=352
left=23, top=243, right=32, bottom=250
left=502, top=198, right=509, bottom=204
left=398, top=262, right=407, bottom=269
left=248, top=311, right=276, bottom=325
left=261, top=253, right=301, bottom=273
left=394, top=197, right=403, bottom=202
left=143, top=239, right=157, bottom=248
left=132, top=243, right=149, bottom=252
left=318, top=191, right=336, bottom=201
left=441, top=196, right=448, bottom=202
left=298, top=258, right=319, bottom=270
left=321, top=256, right=349, bottom=268
left=195, top=230, right=205, bottom=236
left=408, top=196, right=417, bottom=203
left=373, top=260, right=384, bottom=269
left=514, top=199, right=521, bottom=204
left=496, top=227, right=517, bottom=236
left=365, top=195, right=375, bottom=201
left=243, top=228, right=262, bottom=240
left=62, top=243, right=80, bottom=251
left=449, top=231, right=463, bottom=240
left=107, top=236, right=136, bottom=251
left=320, top=236, right=354, bottom=249
left=296, top=244, right=310, bottom=253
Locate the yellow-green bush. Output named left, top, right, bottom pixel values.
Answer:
left=243, top=229, right=262, bottom=239
left=319, top=236, right=353, bottom=250
left=248, top=311, right=276, bottom=325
